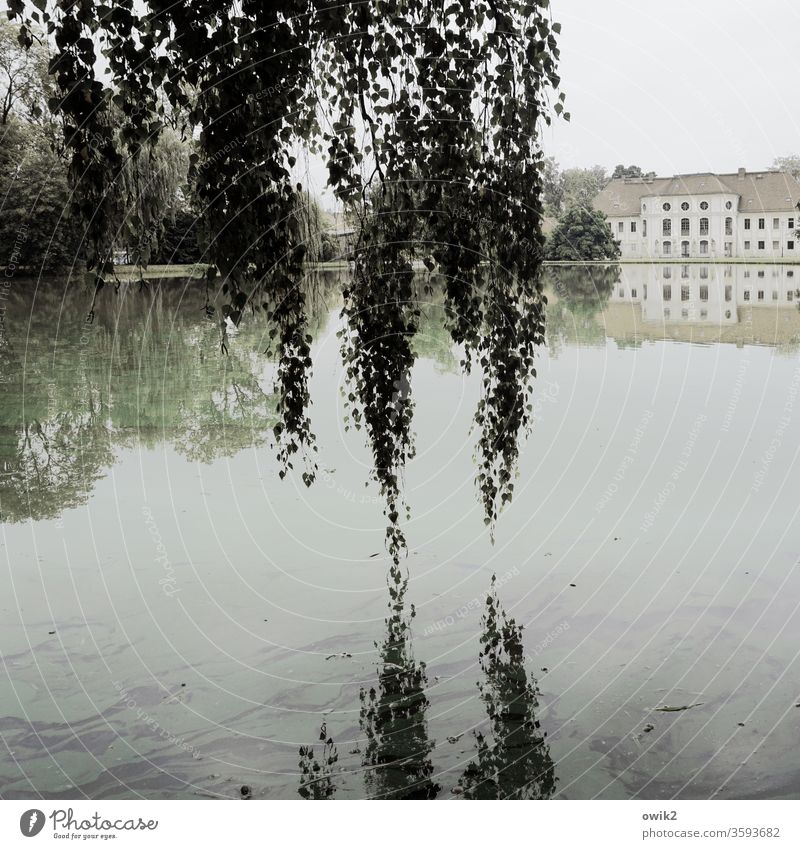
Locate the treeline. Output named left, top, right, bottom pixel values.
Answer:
left=0, top=21, right=340, bottom=275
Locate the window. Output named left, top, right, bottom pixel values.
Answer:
left=618, top=221, right=624, bottom=233
left=700, top=285, right=708, bottom=301
left=758, top=290, right=765, bottom=301
left=725, top=217, right=733, bottom=235
left=663, top=266, right=672, bottom=279
left=663, top=240, right=672, bottom=255
left=642, top=203, right=647, bottom=212
left=789, top=241, right=796, bottom=250
left=700, top=240, right=709, bottom=254
left=700, top=201, right=709, bottom=210
left=773, top=240, right=779, bottom=251
left=681, top=218, right=690, bottom=235
left=700, top=309, right=708, bottom=319
left=725, top=310, right=732, bottom=319
left=725, top=285, right=732, bottom=301
left=699, top=217, right=709, bottom=235
left=681, top=241, right=690, bottom=257
left=663, top=219, right=672, bottom=236
left=744, top=290, right=751, bottom=301
left=744, top=270, right=751, bottom=278
left=618, top=287, right=624, bottom=297
left=642, top=220, right=647, bottom=237
left=700, top=266, right=709, bottom=279
left=773, top=290, right=779, bottom=300
left=758, top=218, right=765, bottom=229
left=789, top=271, right=795, bottom=278
left=681, top=202, right=690, bottom=211
left=789, top=291, right=794, bottom=302
left=758, top=270, right=765, bottom=278
left=682, top=265, right=690, bottom=278
left=664, top=308, right=671, bottom=319
left=744, top=218, right=751, bottom=230
left=643, top=284, right=648, bottom=298
left=773, top=218, right=780, bottom=229
left=681, top=285, right=690, bottom=301
left=631, top=221, right=637, bottom=233
left=631, top=288, right=637, bottom=298
left=681, top=308, right=689, bottom=319
left=662, top=202, right=671, bottom=211
left=726, top=201, right=733, bottom=210
left=789, top=218, right=795, bottom=229
left=744, top=240, right=751, bottom=250
left=758, top=241, right=765, bottom=250
left=663, top=285, right=672, bottom=300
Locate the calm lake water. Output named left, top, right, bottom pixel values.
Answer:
left=3, top=263, right=800, bottom=800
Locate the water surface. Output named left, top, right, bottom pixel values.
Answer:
left=2, top=263, right=800, bottom=799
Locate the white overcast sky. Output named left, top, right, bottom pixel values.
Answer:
left=544, top=0, right=800, bottom=175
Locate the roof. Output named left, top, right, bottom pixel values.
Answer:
left=594, top=170, right=800, bottom=216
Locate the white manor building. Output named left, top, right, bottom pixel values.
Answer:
left=594, top=169, right=800, bottom=260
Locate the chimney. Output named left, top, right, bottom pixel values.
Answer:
left=738, top=167, right=746, bottom=180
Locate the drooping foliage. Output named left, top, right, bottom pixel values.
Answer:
left=8, top=1, right=563, bottom=558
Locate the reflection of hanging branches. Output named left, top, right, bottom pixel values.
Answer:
left=297, top=570, right=558, bottom=800
left=456, top=577, right=557, bottom=800
left=357, top=564, right=439, bottom=800
left=298, top=721, right=338, bottom=800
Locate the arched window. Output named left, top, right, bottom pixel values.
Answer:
left=725, top=217, right=733, bottom=235
left=699, top=217, right=709, bottom=235
left=681, top=218, right=690, bottom=235
left=681, top=240, right=690, bottom=257
left=663, top=240, right=672, bottom=255
left=662, top=218, right=672, bottom=236
left=699, top=240, right=709, bottom=254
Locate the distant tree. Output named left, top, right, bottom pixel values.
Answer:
left=612, top=164, right=645, bottom=180
left=562, top=165, right=608, bottom=209
left=0, top=20, right=50, bottom=126
left=541, top=156, right=565, bottom=215
left=0, top=119, right=86, bottom=273
left=772, top=156, right=800, bottom=179
left=545, top=206, right=621, bottom=261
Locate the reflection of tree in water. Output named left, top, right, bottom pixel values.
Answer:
left=298, top=572, right=556, bottom=800
left=358, top=564, right=440, bottom=799
left=0, top=402, right=115, bottom=524
left=456, top=576, right=556, bottom=800
left=544, top=264, right=620, bottom=355
left=0, top=276, right=341, bottom=522
left=412, top=302, right=459, bottom=375
left=298, top=721, right=339, bottom=800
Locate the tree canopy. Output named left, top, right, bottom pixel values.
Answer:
left=545, top=206, right=620, bottom=262
left=611, top=164, right=646, bottom=180
left=8, top=0, right=564, bottom=559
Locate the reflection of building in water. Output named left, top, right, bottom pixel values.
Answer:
left=603, top=264, right=800, bottom=349
left=594, top=169, right=800, bottom=260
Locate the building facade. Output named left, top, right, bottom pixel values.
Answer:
left=594, top=169, right=800, bottom=260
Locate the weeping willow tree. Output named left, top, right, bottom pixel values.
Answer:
left=8, top=0, right=564, bottom=559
